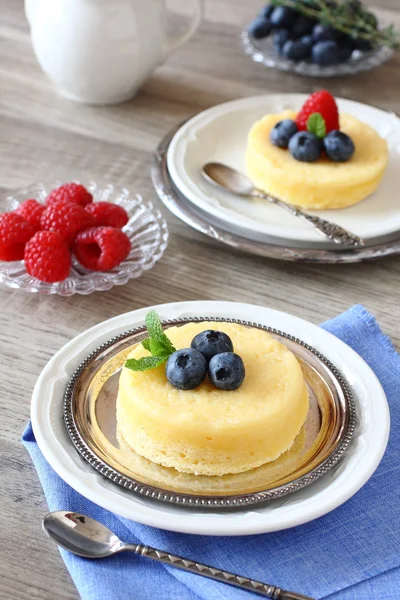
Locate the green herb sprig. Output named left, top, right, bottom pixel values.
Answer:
left=307, top=113, right=326, bottom=138
left=125, top=310, right=176, bottom=372
left=271, top=0, right=399, bottom=50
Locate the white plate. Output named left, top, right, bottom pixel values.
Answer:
left=31, top=301, right=390, bottom=536
left=167, top=94, right=400, bottom=244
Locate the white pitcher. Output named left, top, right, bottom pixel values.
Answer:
left=25, top=0, right=203, bottom=105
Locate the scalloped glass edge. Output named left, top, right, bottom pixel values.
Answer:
left=241, top=28, right=394, bottom=78
left=0, top=182, right=169, bottom=296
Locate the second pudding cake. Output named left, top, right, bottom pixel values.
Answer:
left=246, top=110, right=388, bottom=210
left=117, top=321, right=309, bottom=476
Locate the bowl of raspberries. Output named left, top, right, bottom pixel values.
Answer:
left=0, top=182, right=168, bottom=295
left=243, top=0, right=395, bottom=77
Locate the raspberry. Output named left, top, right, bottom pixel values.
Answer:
left=85, top=202, right=129, bottom=229
left=0, top=213, right=36, bottom=261
left=46, top=183, right=93, bottom=207
left=41, top=200, right=94, bottom=244
left=73, top=227, right=131, bottom=271
left=296, top=90, right=340, bottom=133
left=14, top=199, right=45, bottom=231
left=24, top=231, right=71, bottom=283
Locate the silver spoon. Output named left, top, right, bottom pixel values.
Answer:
left=43, top=511, right=314, bottom=600
left=202, top=162, right=364, bottom=247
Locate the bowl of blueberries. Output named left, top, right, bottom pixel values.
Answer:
left=243, top=0, right=397, bottom=77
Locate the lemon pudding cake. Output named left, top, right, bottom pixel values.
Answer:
left=117, top=313, right=309, bottom=477
left=245, top=90, right=389, bottom=210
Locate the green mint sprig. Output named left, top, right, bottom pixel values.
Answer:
left=124, top=310, right=176, bottom=372
left=307, top=113, right=326, bottom=139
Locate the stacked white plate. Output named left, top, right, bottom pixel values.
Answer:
left=152, top=94, right=400, bottom=262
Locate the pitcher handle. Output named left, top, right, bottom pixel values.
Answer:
left=163, top=0, right=204, bottom=60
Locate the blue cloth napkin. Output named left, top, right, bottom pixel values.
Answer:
left=23, top=305, right=400, bottom=600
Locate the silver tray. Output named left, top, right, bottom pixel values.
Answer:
left=241, top=28, right=394, bottom=78
left=64, top=317, right=356, bottom=509
left=151, top=122, right=400, bottom=263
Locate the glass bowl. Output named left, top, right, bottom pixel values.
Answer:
left=0, top=182, right=169, bottom=296
left=241, top=28, right=394, bottom=77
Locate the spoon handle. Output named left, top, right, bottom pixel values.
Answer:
left=253, top=189, right=364, bottom=248
left=125, top=544, right=314, bottom=600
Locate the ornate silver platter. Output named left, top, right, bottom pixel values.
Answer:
left=241, top=28, right=394, bottom=78
left=151, top=122, right=400, bottom=264
left=64, top=317, right=356, bottom=509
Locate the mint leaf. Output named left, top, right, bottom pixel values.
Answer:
left=149, top=337, right=172, bottom=357
left=145, top=310, right=176, bottom=354
left=125, top=355, right=168, bottom=372
left=145, top=310, right=165, bottom=340
left=127, top=310, right=176, bottom=373
left=142, top=338, right=151, bottom=352
left=307, top=113, right=326, bottom=139
left=142, top=336, right=172, bottom=357
left=161, top=334, right=176, bottom=355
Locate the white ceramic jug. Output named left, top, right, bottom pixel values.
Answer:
left=25, top=0, right=203, bottom=105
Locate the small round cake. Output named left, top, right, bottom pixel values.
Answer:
left=246, top=110, right=389, bottom=210
left=117, top=321, right=309, bottom=476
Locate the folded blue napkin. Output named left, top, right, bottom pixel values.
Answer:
left=23, top=305, right=400, bottom=600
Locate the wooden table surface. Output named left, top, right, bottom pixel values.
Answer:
left=0, top=0, right=399, bottom=597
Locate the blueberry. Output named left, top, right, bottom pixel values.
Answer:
left=273, top=29, right=291, bottom=53
left=289, top=131, right=322, bottom=162
left=259, top=4, right=274, bottom=19
left=282, top=39, right=312, bottom=61
left=292, top=15, right=315, bottom=38
left=312, top=40, right=340, bottom=65
left=323, top=131, right=355, bottom=162
left=208, top=353, right=245, bottom=391
left=352, top=34, right=373, bottom=51
left=299, top=34, right=314, bottom=51
left=338, top=39, right=355, bottom=61
left=270, top=119, right=298, bottom=147
left=166, top=348, right=207, bottom=390
left=191, top=330, right=233, bottom=362
left=312, top=23, right=341, bottom=42
left=249, top=18, right=271, bottom=39
left=270, top=6, right=297, bottom=29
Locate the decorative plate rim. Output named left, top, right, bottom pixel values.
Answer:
left=63, top=316, right=356, bottom=509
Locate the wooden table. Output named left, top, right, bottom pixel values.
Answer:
left=0, top=0, right=399, bottom=597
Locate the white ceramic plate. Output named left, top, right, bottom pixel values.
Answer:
left=31, top=301, right=390, bottom=536
left=167, top=94, right=400, bottom=244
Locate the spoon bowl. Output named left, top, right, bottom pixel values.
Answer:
left=43, top=511, right=124, bottom=558
left=202, top=162, right=255, bottom=196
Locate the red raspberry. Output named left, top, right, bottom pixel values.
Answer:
left=24, top=231, right=71, bottom=283
left=73, top=227, right=131, bottom=271
left=296, top=90, right=340, bottom=133
left=14, top=199, right=45, bottom=231
left=41, top=200, right=94, bottom=244
left=85, top=202, right=129, bottom=229
left=0, top=213, right=36, bottom=261
left=46, top=183, right=93, bottom=207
